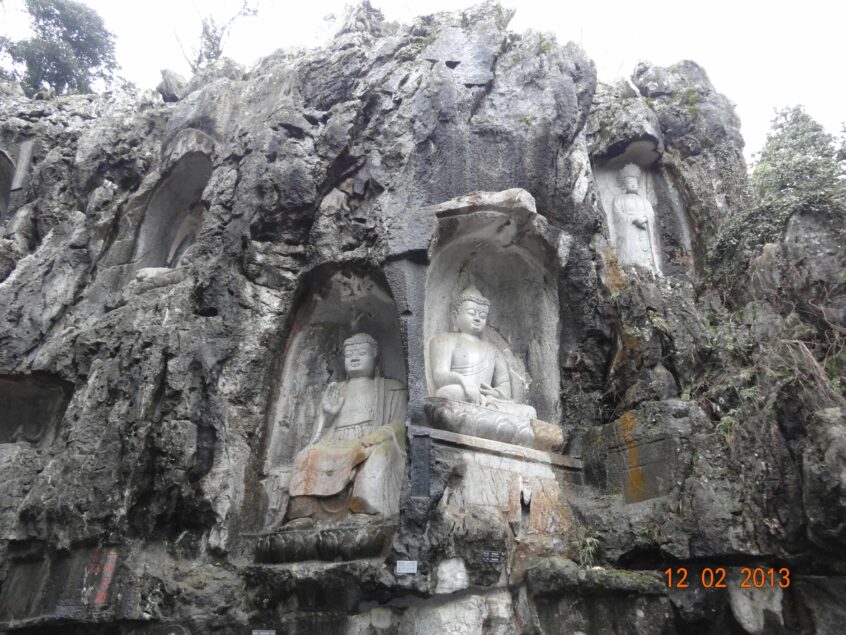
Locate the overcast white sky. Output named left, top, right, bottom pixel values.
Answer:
left=2, top=0, right=844, bottom=164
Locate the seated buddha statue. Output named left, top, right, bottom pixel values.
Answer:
left=285, top=333, right=407, bottom=524
left=426, top=286, right=563, bottom=451
left=429, top=285, right=537, bottom=420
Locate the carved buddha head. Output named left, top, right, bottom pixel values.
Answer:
left=343, top=332, right=378, bottom=378
left=620, top=163, right=642, bottom=194
left=452, top=285, right=490, bottom=337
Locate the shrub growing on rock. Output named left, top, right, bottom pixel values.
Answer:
left=708, top=106, right=845, bottom=295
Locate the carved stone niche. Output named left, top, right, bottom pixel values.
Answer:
left=129, top=129, right=214, bottom=292
left=595, top=141, right=694, bottom=277
left=0, top=374, right=72, bottom=446
left=253, top=268, right=407, bottom=563
left=0, top=149, right=13, bottom=219
left=422, top=189, right=567, bottom=444
left=410, top=190, right=582, bottom=574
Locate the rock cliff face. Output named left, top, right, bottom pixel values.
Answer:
left=0, top=2, right=843, bottom=633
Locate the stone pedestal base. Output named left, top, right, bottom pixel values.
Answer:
left=410, top=426, right=582, bottom=581
left=423, top=397, right=564, bottom=451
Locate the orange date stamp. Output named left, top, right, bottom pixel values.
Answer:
left=664, top=567, right=791, bottom=589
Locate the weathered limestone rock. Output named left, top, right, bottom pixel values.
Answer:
left=584, top=400, right=696, bottom=503
left=0, top=1, right=843, bottom=633
left=727, top=567, right=784, bottom=635
left=587, top=80, right=664, bottom=162
left=183, top=57, right=246, bottom=95
left=0, top=79, right=24, bottom=98
left=156, top=69, right=188, bottom=102
left=434, top=557, right=470, bottom=594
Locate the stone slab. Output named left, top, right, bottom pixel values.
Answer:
left=0, top=547, right=123, bottom=625
left=409, top=425, right=582, bottom=473
left=421, top=426, right=581, bottom=551
left=410, top=433, right=431, bottom=497
left=10, top=139, right=33, bottom=191
left=427, top=426, right=580, bottom=586
left=0, top=148, right=13, bottom=216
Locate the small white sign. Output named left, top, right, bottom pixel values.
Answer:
left=252, top=630, right=276, bottom=635
left=395, top=560, right=418, bottom=575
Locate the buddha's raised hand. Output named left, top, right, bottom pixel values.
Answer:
left=322, top=382, right=345, bottom=416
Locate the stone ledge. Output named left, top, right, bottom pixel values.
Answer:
left=252, top=522, right=396, bottom=564
left=527, top=556, right=667, bottom=596
left=409, top=425, right=582, bottom=472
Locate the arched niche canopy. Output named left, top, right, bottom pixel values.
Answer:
left=132, top=128, right=215, bottom=270
left=260, top=268, right=406, bottom=526
left=423, top=189, right=569, bottom=423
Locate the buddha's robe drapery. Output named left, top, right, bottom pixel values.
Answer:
left=287, top=377, right=406, bottom=521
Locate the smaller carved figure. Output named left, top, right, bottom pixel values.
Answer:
left=285, top=333, right=406, bottom=524
left=429, top=285, right=537, bottom=419
left=612, top=163, right=662, bottom=274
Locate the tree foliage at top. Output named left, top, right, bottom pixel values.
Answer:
left=0, top=0, right=117, bottom=96
left=708, top=106, right=845, bottom=291
left=752, top=106, right=845, bottom=209
left=179, top=0, right=257, bottom=74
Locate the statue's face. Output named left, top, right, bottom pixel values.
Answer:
left=454, top=300, right=488, bottom=336
left=344, top=342, right=377, bottom=378
left=623, top=175, right=639, bottom=193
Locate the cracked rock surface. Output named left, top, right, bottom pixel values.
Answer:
left=0, top=2, right=844, bottom=633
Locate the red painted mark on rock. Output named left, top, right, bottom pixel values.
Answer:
left=86, top=548, right=102, bottom=576
left=94, top=549, right=118, bottom=606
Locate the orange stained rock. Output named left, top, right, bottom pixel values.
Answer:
left=528, top=478, right=574, bottom=535
left=618, top=411, right=648, bottom=502
left=601, top=245, right=627, bottom=291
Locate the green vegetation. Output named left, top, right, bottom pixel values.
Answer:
left=178, top=1, right=257, bottom=73
left=716, top=411, right=738, bottom=438
left=574, top=534, right=601, bottom=567
left=647, top=309, right=670, bottom=334
left=0, top=0, right=117, bottom=95
left=708, top=106, right=845, bottom=290
left=536, top=33, right=552, bottom=55
left=752, top=106, right=845, bottom=206
left=492, top=1, right=506, bottom=27
left=679, top=88, right=701, bottom=117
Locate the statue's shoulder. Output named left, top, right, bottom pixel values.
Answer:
left=429, top=331, right=459, bottom=347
